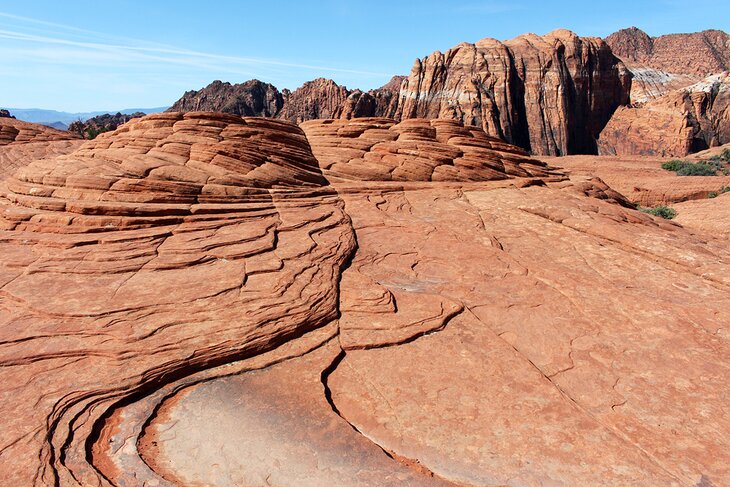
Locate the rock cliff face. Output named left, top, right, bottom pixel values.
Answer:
left=598, top=72, right=730, bottom=156
left=168, top=77, right=403, bottom=123
left=606, top=27, right=730, bottom=77
left=598, top=27, right=730, bottom=156
left=605, top=28, right=730, bottom=103
left=167, top=79, right=284, bottom=116
left=395, top=29, right=631, bottom=156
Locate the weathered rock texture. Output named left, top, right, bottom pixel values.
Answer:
left=598, top=73, right=730, bottom=156
left=396, top=29, right=631, bottom=156
left=2, top=113, right=730, bottom=486
left=168, top=79, right=285, bottom=117
left=0, top=116, right=80, bottom=147
left=0, top=140, right=83, bottom=181
left=598, top=27, right=730, bottom=156
left=552, top=153, right=730, bottom=206
left=0, top=118, right=81, bottom=181
left=168, top=77, right=403, bottom=124
left=301, top=118, right=557, bottom=182
left=0, top=112, right=355, bottom=485
left=606, top=27, right=730, bottom=78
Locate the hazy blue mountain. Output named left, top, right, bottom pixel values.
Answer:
left=2, top=107, right=168, bottom=126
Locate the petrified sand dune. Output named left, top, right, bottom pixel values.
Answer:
left=1, top=113, right=730, bottom=486
left=0, top=117, right=79, bottom=147
left=301, top=118, right=558, bottom=182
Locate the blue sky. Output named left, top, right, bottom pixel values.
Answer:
left=0, top=0, right=727, bottom=112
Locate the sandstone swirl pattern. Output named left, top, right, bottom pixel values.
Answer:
left=1, top=114, right=730, bottom=486
left=0, top=112, right=356, bottom=485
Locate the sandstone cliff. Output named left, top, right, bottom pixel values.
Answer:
left=605, top=28, right=730, bottom=103
left=168, top=77, right=403, bottom=123
left=606, top=27, right=730, bottom=77
left=168, top=79, right=284, bottom=116
left=395, top=29, right=630, bottom=156
left=598, top=72, right=730, bottom=156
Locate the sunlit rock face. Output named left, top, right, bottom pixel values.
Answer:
left=1, top=113, right=730, bottom=487
left=395, top=29, right=630, bottom=156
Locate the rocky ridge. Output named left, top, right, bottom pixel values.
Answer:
left=168, top=77, right=404, bottom=124
left=598, top=72, right=730, bottom=156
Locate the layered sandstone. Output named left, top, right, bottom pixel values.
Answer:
left=301, top=118, right=558, bottom=182
left=2, top=112, right=730, bottom=486
left=0, top=116, right=79, bottom=146
left=604, top=28, right=730, bottom=103
left=396, top=29, right=630, bottom=156
left=598, top=73, right=730, bottom=156
left=606, top=27, right=730, bottom=77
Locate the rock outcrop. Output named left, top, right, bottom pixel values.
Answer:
left=0, top=116, right=80, bottom=146
left=606, top=27, right=730, bottom=77
left=68, top=111, right=146, bottom=139
left=301, top=118, right=557, bottom=182
left=167, top=79, right=285, bottom=117
left=168, top=77, right=403, bottom=124
left=2, top=112, right=730, bottom=486
left=0, top=117, right=82, bottom=180
left=604, top=28, right=730, bottom=103
left=395, top=29, right=631, bottom=156
left=598, top=72, right=730, bottom=156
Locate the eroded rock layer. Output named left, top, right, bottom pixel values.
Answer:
left=396, top=29, right=630, bottom=156
left=0, top=112, right=356, bottom=485
left=301, top=118, right=558, bottom=182
left=0, top=116, right=79, bottom=146
left=598, top=73, right=730, bottom=156
left=2, top=112, right=730, bottom=487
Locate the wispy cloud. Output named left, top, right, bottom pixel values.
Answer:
left=0, top=14, right=388, bottom=78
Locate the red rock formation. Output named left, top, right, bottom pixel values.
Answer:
left=0, top=116, right=80, bottom=146
left=167, top=79, right=284, bottom=116
left=168, top=77, right=404, bottom=124
left=598, top=73, right=730, bottom=156
left=606, top=27, right=730, bottom=77
left=301, top=118, right=557, bottom=182
left=2, top=112, right=730, bottom=486
left=396, top=29, right=631, bottom=156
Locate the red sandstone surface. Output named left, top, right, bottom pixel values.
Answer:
left=1, top=113, right=729, bottom=487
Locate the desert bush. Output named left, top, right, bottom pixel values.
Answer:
left=708, top=192, right=718, bottom=198
left=662, top=159, right=723, bottom=176
left=639, top=205, right=677, bottom=219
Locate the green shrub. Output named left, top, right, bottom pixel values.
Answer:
left=677, top=162, right=720, bottom=176
left=639, top=205, right=677, bottom=219
left=662, top=159, right=724, bottom=176
left=709, top=192, right=718, bottom=198
left=661, top=160, right=685, bottom=171
left=721, top=148, right=730, bottom=162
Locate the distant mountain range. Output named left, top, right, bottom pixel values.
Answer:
left=1, top=107, right=169, bottom=127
